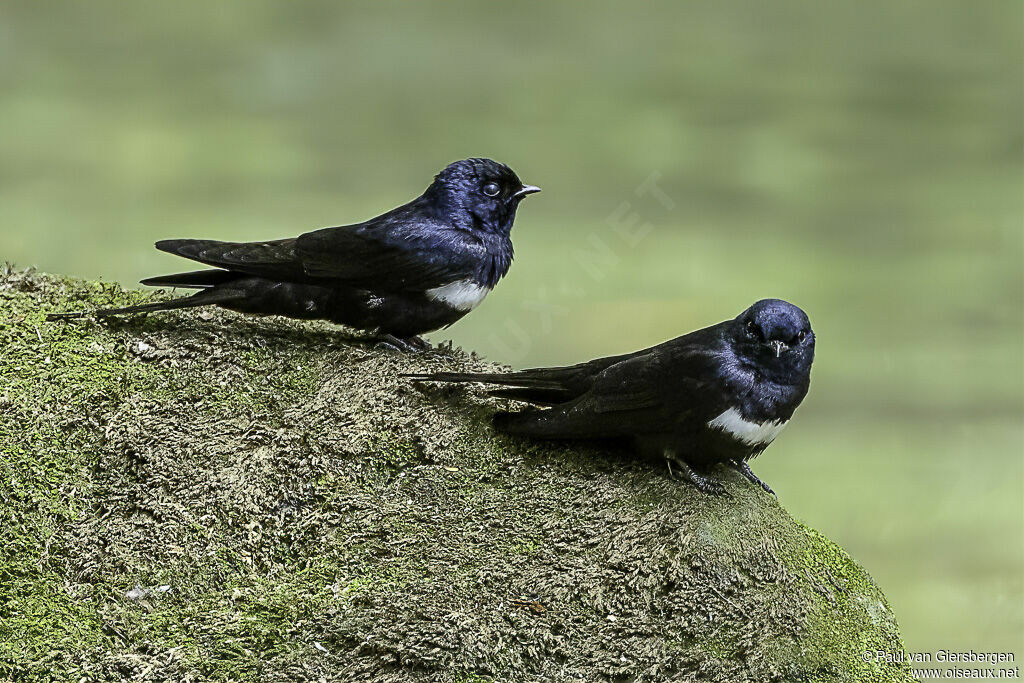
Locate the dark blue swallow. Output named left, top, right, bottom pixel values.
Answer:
left=410, top=299, right=815, bottom=495
left=49, top=158, right=540, bottom=350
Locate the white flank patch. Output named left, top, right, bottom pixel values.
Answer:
left=707, top=407, right=788, bottom=446
left=426, top=279, right=490, bottom=312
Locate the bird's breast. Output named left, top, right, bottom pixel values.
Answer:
left=706, top=407, right=788, bottom=446
left=425, top=279, right=491, bottom=312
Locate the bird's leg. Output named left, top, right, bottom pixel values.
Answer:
left=407, top=335, right=432, bottom=350
left=729, top=459, right=775, bottom=496
left=664, top=451, right=728, bottom=497
left=371, top=333, right=429, bottom=354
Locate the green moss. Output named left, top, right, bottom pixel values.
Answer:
left=359, top=434, right=430, bottom=474
left=0, top=275, right=174, bottom=680
left=693, top=624, right=744, bottom=661
left=794, top=523, right=909, bottom=682
left=0, top=272, right=914, bottom=682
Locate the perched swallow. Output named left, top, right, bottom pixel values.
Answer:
left=48, top=158, right=540, bottom=350
left=410, top=299, right=814, bottom=495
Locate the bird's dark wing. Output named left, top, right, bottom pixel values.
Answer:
left=495, top=334, right=730, bottom=440
left=157, top=203, right=479, bottom=291
left=295, top=214, right=478, bottom=291
left=407, top=348, right=646, bottom=405
left=155, top=238, right=308, bottom=281
left=491, top=353, right=670, bottom=438
left=412, top=322, right=730, bottom=403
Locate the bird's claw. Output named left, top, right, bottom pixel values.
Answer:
left=665, top=455, right=730, bottom=497
left=372, top=334, right=431, bottom=354
left=407, top=335, right=432, bottom=351
left=689, top=475, right=728, bottom=496
left=730, top=459, right=776, bottom=496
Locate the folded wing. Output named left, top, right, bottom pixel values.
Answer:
left=296, top=220, right=476, bottom=291
left=493, top=353, right=677, bottom=439
left=155, top=216, right=477, bottom=292
left=154, top=238, right=307, bottom=281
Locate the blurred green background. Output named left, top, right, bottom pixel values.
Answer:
left=1, top=0, right=1021, bottom=657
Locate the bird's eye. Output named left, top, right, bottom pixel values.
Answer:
left=745, top=321, right=759, bottom=338
left=482, top=182, right=500, bottom=197
left=797, top=330, right=807, bottom=343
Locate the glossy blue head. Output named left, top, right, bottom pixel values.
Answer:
left=425, top=158, right=540, bottom=235
left=732, top=299, right=815, bottom=379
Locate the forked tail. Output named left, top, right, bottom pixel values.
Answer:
left=405, top=370, right=580, bottom=406
left=46, top=289, right=241, bottom=321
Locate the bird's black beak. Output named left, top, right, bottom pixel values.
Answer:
left=513, top=185, right=542, bottom=199
left=769, top=340, right=788, bottom=357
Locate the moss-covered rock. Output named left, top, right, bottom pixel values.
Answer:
left=0, top=270, right=912, bottom=682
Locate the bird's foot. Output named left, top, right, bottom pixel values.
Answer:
left=372, top=334, right=431, bottom=354
left=407, top=335, right=431, bottom=350
left=665, top=455, right=729, bottom=497
left=729, top=459, right=775, bottom=496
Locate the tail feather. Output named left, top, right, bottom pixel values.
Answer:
left=46, top=289, right=242, bottom=321
left=153, top=238, right=302, bottom=281
left=155, top=239, right=228, bottom=259
left=404, top=371, right=566, bottom=389
left=486, top=387, right=576, bottom=406
left=140, top=269, right=236, bottom=289
left=405, top=371, right=579, bottom=406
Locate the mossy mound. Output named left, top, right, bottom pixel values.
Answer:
left=0, top=270, right=912, bottom=682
